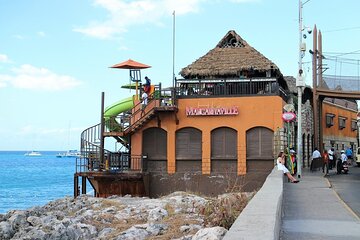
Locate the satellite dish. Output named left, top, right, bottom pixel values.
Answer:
left=283, top=104, right=295, bottom=112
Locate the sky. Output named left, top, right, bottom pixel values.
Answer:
left=1, top=0, right=360, bottom=151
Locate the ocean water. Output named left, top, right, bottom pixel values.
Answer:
left=0, top=151, right=85, bottom=214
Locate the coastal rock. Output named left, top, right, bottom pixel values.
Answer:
left=146, top=223, right=168, bottom=235
left=0, top=191, right=251, bottom=240
left=116, top=225, right=149, bottom=240
left=14, top=227, right=46, bottom=240
left=192, top=226, right=228, bottom=240
left=147, top=207, right=168, bottom=222
left=180, top=224, right=202, bottom=233
left=0, top=221, right=13, bottom=239
left=26, top=216, right=42, bottom=226
left=173, top=235, right=194, bottom=240
left=8, top=211, right=28, bottom=230
left=98, top=227, right=114, bottom=239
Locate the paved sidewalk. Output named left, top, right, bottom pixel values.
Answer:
left=280, top=169, right=360, bottom=240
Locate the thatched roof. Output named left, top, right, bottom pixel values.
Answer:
left=180, top=30, right=281, bottom=79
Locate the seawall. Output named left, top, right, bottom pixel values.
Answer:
left=223, top=167, right=283, bottom=240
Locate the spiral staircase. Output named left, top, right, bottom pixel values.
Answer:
left=74, top=86, right=177, bottom=197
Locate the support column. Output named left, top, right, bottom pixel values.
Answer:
left=74, top=175, right=79, bottom=198
left=100, top=92, right=105, bottom=169
left=167, top=129, right=176, bottom=174
left=202, top=131, right=211, bottom=174
left=81, top=177, right=87, bottom=194
left=237, top=132, right=246, bottom=175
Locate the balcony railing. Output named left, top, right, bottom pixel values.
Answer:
left=175, top=78, right=287, bottom=101
left=75, top=153, right=145, bottom=173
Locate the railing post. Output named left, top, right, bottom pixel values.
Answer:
left=172, top=79, right=177, bottom=106
left=100, top=92, right=105, bottom=169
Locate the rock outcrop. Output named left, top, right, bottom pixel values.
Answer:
left=0, top=191, right=251, bottom=240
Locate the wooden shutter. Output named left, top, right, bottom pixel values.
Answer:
left=142, top=127, right=167, bottom=160
left=246, top=127, right=273, bottom=160
left=176, top=128, right=202, bottom=160
left=211, top=127, right=237, bottom=159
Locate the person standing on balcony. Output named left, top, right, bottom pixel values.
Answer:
left=144, top=76, right=151, bottom=94
left=141, top=86, right=148, bottom=116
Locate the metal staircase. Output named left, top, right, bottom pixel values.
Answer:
left=76, top=86, right=177, bottom=174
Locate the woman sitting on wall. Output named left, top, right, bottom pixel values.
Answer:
left=277, top=151, right=299, bottom=183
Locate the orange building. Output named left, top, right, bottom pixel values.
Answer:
left=322, top=98, right=358, bottom=154
left=75, top=30, right=291, bottom=197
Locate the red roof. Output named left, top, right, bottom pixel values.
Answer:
left=110, top=59, right=151, bottom=69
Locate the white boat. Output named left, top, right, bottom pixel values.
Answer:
left=56, top=150, right=81, bottom=158
left=24, top=151, right=42, bottom=156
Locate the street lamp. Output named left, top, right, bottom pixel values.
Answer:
left=296, top=0, right=310, bottom=178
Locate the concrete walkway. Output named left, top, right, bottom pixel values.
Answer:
left=280, top=169, right=360, bottom=239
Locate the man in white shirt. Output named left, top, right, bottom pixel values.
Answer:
left=141, top=90, right=148, bottom=116
left=337, top=150, right=348, bottom=174
left=311, top=147, right=321, bottom=171
left=328, top=148, right=334, bottom=169
left=312, top=148, right=321, bottom=158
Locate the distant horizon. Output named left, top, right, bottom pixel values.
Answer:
left=0, top=150, right=77, bottom=152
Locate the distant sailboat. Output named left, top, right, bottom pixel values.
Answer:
left=57, top=122, right=81, bottom=158
left=24, top=151, right=42, bottom=156
left=56, top=150, right=81, bottom=158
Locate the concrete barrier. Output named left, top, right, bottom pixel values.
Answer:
left=223, top=167, right=284, bottom=240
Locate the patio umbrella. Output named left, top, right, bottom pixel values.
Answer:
left=110, top=59, right=151, bottom=99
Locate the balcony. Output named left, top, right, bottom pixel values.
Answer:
left=175, top=77, right=288, bottom=101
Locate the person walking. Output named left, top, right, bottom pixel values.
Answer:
left=322, top=149, right=329, bottom=175
left=345, top=147, right=353, bottom=165
left=328, top=147, right=335, bottom=170
left=338, top=150, right=348, bottom=174
left=311, top=147, right=321, bottom=171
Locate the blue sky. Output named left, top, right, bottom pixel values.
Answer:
left=1, top=0, right=360, bottom=151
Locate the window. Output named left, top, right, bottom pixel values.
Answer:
left=211, top=127, right=237, bottom=159
left=338, top=116, right=347, bottom=130
left=176, top=127, right=202, bottom=160
left=351, top=119, right=358, bottom=131
left=326, top=113, right=335, bottom=127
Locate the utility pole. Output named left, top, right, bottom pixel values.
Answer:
left=296, top=0, right=309, bottom=178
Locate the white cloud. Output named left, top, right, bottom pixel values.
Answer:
left=1, top=64, right=82, bottom=91
left=0, top=74, right=11, bottom=88
left=13, top=34, right=25, bottom=40
left=0, top=54, right=11, bottom=63
left=37, top=31, right=46, bottom=37
left=74, top=0, right=204, bottom=39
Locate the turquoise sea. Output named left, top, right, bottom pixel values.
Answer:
left=0, top=151, right=85, bottom=214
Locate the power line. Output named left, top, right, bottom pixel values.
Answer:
left=322, top=49, right=360, bottom=60
left=323, top=26, right=360, bottom=33
left=323, top=51, right=360, bottom=55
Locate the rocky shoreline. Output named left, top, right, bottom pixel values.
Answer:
left=0, top=191, right=253, bottom=240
